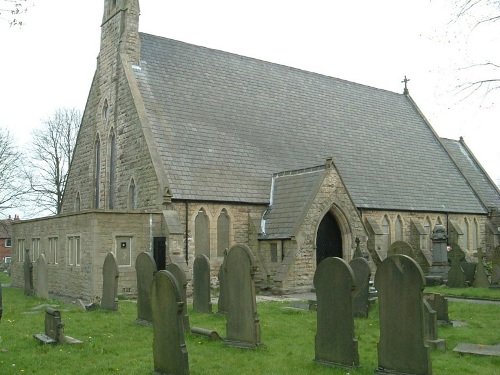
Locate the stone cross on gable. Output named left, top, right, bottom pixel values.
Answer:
left=402, top=75, right=410, bottom=95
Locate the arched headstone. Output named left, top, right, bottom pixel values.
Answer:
left=102, top=252, right=119, bottom=311
left=36, top=254, right=49, bottom=300
left=192, top=254, right=212, bottom=313
left=349, top=257, right=371, bottom=318
left=152, top=270, right=189, bottom=375
left=447, top=244, right=466, bottom=288
left=388, top=240, right=414, bottom=258
left=314, top=257, right=359, bottom=368
left=217, top=249, right=228, bottom=315
left=375, top=255, right=432, bottom=375
left=225, top=244, right=262, bottom=348
left=135, top=252, right=157, bottom=323
left=166, top=262, right=190, bottom=332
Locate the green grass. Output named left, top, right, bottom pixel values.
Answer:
left=0, top=287, right=499, bottom=374
left=0, top=272, right=11, bottom=285
left=425, top=284, right=500, bottom=299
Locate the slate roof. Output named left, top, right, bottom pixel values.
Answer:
left=440, top=138, right=500, bottom=210
left=262, top=166, right=326, bottom=239
left=134, top=33, right=487, bottom=214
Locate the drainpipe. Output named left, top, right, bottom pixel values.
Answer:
left=149, top=210, right=153, bottom=256
left=185, top=201, right=189, bottom=264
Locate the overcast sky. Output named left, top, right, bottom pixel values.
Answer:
left=1, top=0, right=499, bottom=219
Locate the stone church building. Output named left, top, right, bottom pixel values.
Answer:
left=11, top=0, right=500, bottom=299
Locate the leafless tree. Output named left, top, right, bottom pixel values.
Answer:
left=450, top=0, right=500, bottom=100
left=0, top=0, right=30, bottom=26
left=28, top=108, right=81, bottom=215
left=0, top=128, right=30, bottom=216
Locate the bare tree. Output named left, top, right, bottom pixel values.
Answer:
left=0, top=0, right=30, bottom=26
left=0, top=128, right=29, bottom=215
left=29, top=108, right=81, bottom=215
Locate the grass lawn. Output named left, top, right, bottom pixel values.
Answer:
left=0, top=285, right=499, bottom=374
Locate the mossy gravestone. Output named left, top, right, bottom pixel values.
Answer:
left=349, top=257, right=371, bottom=318
left=192, top=254, right=212, bottom=313
left=314, top=257, right=359, bottom=368
left=135, top=252, right=157, bottom=323
left=375, top=255, right=432, bottom=375
left=217, top=249, right=228, bottom=315
left=36, top=254, right=49, bottom=300
left=473, top=253, right=490, bottom=288
left=102, top=252, right=119, bottom=311
left=24, top=249, right=34, bottom=296
left=447, top=244, right=466, bottom=288
left=225, top=244, right=262, bottom=349
left=166, top=262, right=190, bottom=332
left=152, top=270, right=189, bottom=375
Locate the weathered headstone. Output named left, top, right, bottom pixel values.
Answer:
left=473, top=252, right=490, bottom=288
left=423, top=293, right=450, bottom=323
left=24, top=248, right=34, bottom=296
left=453, top=343, right=500, bottom=357
left=353, top=237, right=363, bottom=259
left=34, top=307, right=82, bottom=345
left=387, top=241, right=414, bottom=258
left=102, top=252, right=119, bottom=311
left=461, top=261, right=476, bottom=286
left=349, top=257, right=371, bottom=318
left=426, top=224, right=450, bottom=285
left=491, top=245, right=500, bottom=286
left=375, top=255, right=432, bottom=375
left=151, top=270, right=189, bottom=375
left=314, top=257, right=359, bottom=368
left=447, top=243, right=466, bottom=288
left=166, top=262, right=190, bottom=332
left=225, top=244, right=262, bottom=348
left=135, top=252, right=157, bottom=323
left=192, top=254, right=212, bottom=313
left=217, top=249, right=228, bottom=315
left=423, top=300, right=446, bottom=351
left=36, top=254, right=49, bottom=300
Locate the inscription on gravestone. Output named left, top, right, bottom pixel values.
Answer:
left=152, top=270, right=189, bottom=375
left=36, top=254, right=49, bottom=300
left=166, top=262, right=190, bottom=332
left=192, top=254, right=212, bottom=314
left=314, top=257, right=359, bottom=368
left=135, top=252, right=157, bottom=323
left=102, top=252, right=119, bottom=311
left=225, top=244, right=262, bottom=349
left=375, top=255, right=432, bottom=375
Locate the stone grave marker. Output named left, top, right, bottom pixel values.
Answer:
left=423, top=300, right=446, bottom=351
left=34, top=307, right=82, bottom=345
left=426, top=224, right=450, bottom=285
left=24, top=248, right=34, bottom=296
left=349, top=257, right=371, bottom=318
left=166, top=262, right=190, bottom=332
left=192, top=254, right=212, bottom=313
left=453, top=343, right=500, bottom=357
left=473, top=252, right=490, bottom=288
left=314, top=257, right=359, bottom=368
left=152, top=270, right=189, bottom=375
left=461, top=261, right=476, bottom=286
left=217, top=249, right=228, bottom=315
left=491, top=245, right=500, bottom=286
left=447, top=244, right=466, bottom=288
left=36, top=254, right=49, bottom=300
left=225, top=244, right=262, bottom=349
left=102, top=252, right=119, bottom=311
left=423, top=293, right=450, bottom=323
left=387, top=241, right=415, bottom=258
left=375, top=255, right=432, bottom=375
left=135, top=252, right=157, bottom=324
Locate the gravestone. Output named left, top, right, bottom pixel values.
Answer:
left=166, top=262, right=190, bottom=332
left=217, top=249, right=228, bottom=315
left=473, top=252, right=490, bottom=288
left=426, top=224, right=450, bottom=285
left=349, top=257, right=371, bottom=318
left=102, top=252, right=119, bottom=311
left=491, top=245, right=500, bottom=286
left=314, top=257, right=359, bottom=368
left=423, top=293, right=450, bottom=323
left=225, top=244, right=262, bottom=349
left=36, top=254, right=49, bottom=300
left=192, top=254, right=212, bottom=313
left=24, top=248, right=34, bottom=296
left=34, top=307, right=82, bottom=345
left=151, top=270, right=189, bottom=375
left=375, top=255, right=432, bottom=375
left=447, top=244, right=466, bottom=288
left=461, top=261, right=476, bottom=286
left=353, top=237, right=363, bottom=259
left=135, top=252, right=157, bottom=323
left=387, top=241, right=414, bottom=258
left=423, top=300, right=446, bottom=351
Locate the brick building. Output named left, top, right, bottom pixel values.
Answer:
left=11, top=0, right=500, bottom=299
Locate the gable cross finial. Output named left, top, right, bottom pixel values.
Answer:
left=402, top=75, right=410, bottom=95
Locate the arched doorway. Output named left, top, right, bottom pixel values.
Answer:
left=316, top=211, right=342, bottom=265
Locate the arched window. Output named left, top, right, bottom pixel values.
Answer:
left=102, top=99, right=109, bottom=121
left=472, top=219, right=478, bottom=251
left=108, top=131, right=116, bottom=209
left=75, top=192, right=81, bottom=212
left=424, top=217, right=431, bottom=251
left=217, top=209, right=230, bottom=257
left=94, top=136, right=101, bottom=209
left=395, top=215, right=403, bottom=241
left=463, top=218, right=469, bottom=251
left=381, top=215, right=391, bottom=251
left=195, top=208, right=210, bottom=258
left=128, top=178, right=137, bottom=209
